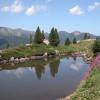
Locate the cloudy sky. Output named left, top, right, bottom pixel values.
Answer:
left=0, top=0, right=100, bottom=35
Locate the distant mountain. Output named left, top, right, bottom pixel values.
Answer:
left=0, top=27, right=98, bottom=49
left=0, top=27, right=33, bottom=49
left=58, top=31, right=97, bottom=44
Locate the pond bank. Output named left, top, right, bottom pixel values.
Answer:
left=0, top=51, right=93, bottom=65
left=0, top=40, right=94, bottom=65
left=61, top=55, right=100, bottom=100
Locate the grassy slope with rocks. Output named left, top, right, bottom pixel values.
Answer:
left=0, top=40, right=94, bottom=59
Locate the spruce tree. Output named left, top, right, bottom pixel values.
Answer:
left=73, top=37, right=77, bottom=44
left=83, top=33, right=91, bottom=40
left=49, top=27, right=60, bottom=46
left=41, top=30, right=45, bottom=40
left=29, top=34, right=33, bottom=44
left=65, top=38, right=71, bottom=45
left=34, top=26, right=44, bottom=44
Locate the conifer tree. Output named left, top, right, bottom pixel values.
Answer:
left=34, top=26, right=44, bottom=44
left=65, top=38, right=71, bottom=45
left=49, top=27, right=60, bottom=46
left=73, top=37, right=77, bottom=44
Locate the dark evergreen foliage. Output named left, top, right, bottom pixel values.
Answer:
left=49, top=27, right=60, bottom=46
left=65, top=38, right=71, bottom=45
left=34, top=26, right=45, bottom=44
left=73, top=37, right=77, bottom=44
left=92, top=38, right=100, bottom=55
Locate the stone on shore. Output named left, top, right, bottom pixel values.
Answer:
left=14, top=58, right=19, bottom=63
left=19, top=58, right=25, bottom=63
left=9, top=57, right=15, bottom=62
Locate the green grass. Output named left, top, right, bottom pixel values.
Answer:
left=0, top=40, right=94, bottom=59
left=71, top=67, right=100, bottom=100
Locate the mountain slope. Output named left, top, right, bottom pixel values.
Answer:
left=0, top=27, right=98, bottom=49
left=0, top=27, right=33, bottom=49
left=58, top=31, right=97, bottom=44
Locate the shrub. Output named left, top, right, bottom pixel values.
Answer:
left=92, top=39, right=100, bottom=55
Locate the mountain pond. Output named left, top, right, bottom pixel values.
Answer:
left=0, top=56, right=90, bottom=100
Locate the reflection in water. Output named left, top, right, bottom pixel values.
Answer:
left=35, top=64, right=45, bottom=80
left=70, top=57, right=84, bottom=72
left=72, top=56, right=77, bottom=61
left=0, top=56, right=87, bottom=80
left=49, top=59, right=60, bottom=77
left=0, top=56, right=90, bottom=100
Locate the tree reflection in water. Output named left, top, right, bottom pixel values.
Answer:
left=34, top=64, right=45, bottom=80
left=49, top=58, right=60, bottom=78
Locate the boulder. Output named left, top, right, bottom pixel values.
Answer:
left=9, top=57, right=14, bottom=62
left=14, top=58, right=19, bottom=63
left=55, top=50, right=59, bottom=56
left=30, top=56, right=35, bottom=60
left=43, top=52, right=48, bottom=57
left=3, top=60, right=7, bottom=64
left=19, top=58, right=25, bottom=63
left=25, top=57, right=30, bottom=61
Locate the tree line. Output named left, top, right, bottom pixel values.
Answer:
left=30, top=26, right=93, bottom=46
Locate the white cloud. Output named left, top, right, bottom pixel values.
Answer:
left=1, top=0, right=24, bottom=13
left=70, top=62, right=83, bottom=72
left=26, top=5, right=47, bottom=16
left=69, top=5, right=84, bottom=15
left=88, top=2, right=100, bottom=11
left=1, top=6, right=9, bottom=12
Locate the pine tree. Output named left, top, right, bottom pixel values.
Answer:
left=73, top=37, right=77, bottom=44
left=29, top=34, right=33, bottom=44
left=83, top=33, right=91, bottom=40
left=65, top=38, right=71, bottom=45
left=41, top=30, right=45, bottom=40
left=49, top=27, right=60, bottom=46
left=34, top=26, right=44, bottom=44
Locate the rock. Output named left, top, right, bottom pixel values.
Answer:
left=25, top=44, right=32, bottom=47
left=25, top=57, right=30, bottom=61
left=14, top=58, right=19, bottom=63
left=9, top=57, right=14, bottom=62
left=81, top=53, right=86, bottom=57
left=19, top=58, right=25, bottom=63
left=55, top=50, right=59, bottom=55
left=30, top=56, right=35, bottom=60
left=3, top=60, right=7, bottom=64
left=43, top=52, right=48, bottom=57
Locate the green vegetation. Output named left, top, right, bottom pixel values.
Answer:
left=0, top=40, right=94, bottom=59
left=29, top=34, right=33, bottom=44
left=34, top=26, right=45, bottom=44
left=49, top=27, right=60, bottom=46
left=92, top=38, right=100, bottom=55
left=73, top=37, right=77, bottom=44
left=71, top=67, right=100, bottom=100
left=83, top=33, right=91, bottom=40
left=65, top=38, right=71, bottom=45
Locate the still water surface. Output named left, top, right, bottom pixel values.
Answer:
left=0, top=56, right=89, bottom=100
